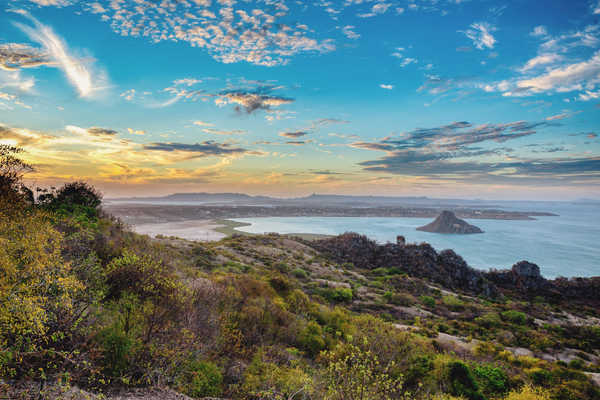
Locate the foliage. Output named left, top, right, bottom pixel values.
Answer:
left=0, top=208, right=83, bottom=349
left=501, top=310, right=528, bottom=325
left=504, top=385, right=551, bottom=400
left=176, top=359, right=223, bottom=398
left=473, top=364, right=509, bottom=397
left=241, top=351, right=313, bottom=400
left=446, top=361, right=485, bottom=400
left=0, top=145, right=33, bottom=204
left=421, top=295, right=436, bottom=308
left=2, top=148, right=600, bottom=400
left=322, top=340, right=410, bottom=400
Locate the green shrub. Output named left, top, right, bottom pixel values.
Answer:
left=528, top=367, right=554, bottom=386
left=501, top=310, right=528, bottom=325
left=299, top=321, right=326, bottom=356
left=475, top=313, right=502, bottom=328
left=447, top=361, right=485, bottom=400
left=321, top=287, right=353, bottom=303
left=177, top=360, right=223, bottom=398
left=98, top=325, right=134, bottom=377
left=442, top=295, right=465, bottom=311
left=274, top=262, right=290, bottom=273
left=269, top=276, right=291, bottom=294
left=474, top=364, right=508, bottom=397
left=390, top=293, right=415, bottom=306
left=292, top=268, right=308, bottom=279
left=568, top=358, right=585, bottom=370
left=421, top=295, right=436, bottom=308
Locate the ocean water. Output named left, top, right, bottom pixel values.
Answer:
left=232, top=202, right=600, bottom=278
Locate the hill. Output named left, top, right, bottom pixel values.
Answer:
left=417, top=210, right=484, bottom=234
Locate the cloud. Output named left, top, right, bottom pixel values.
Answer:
left=193, top=120, right=214, bottom=127
left=478, top=25, right=600, bottom=99
left=520, top=53, right=563, bottom=72
left=142, top=141, right=251, bottom=157
left=216, top=90, right=293, bottom=114
left=66, top=125, right=118, bottom=137
left=127, top=128, right=146, bottom=135
left=464, top=22, right=497, bottom=50
left=0, top=43, right=51, bottom=71
left=358, top=2, right=391, bottom=17
left=120, top=89, right=135, bottom=101
left=279, top=131, right=309, bottom=138
left=380, top=84, right=394, bottom=90
left=531, top=26, right=548, bottom=37
left=202, top=128, right=245, bottom=135
left=14, top=13, right=107, bottom=98
left=28, top=0, right=72, bottom=6
left=80, top=0, right=335, bottom=66
left=546, top=112, right=578, bottom=121
left=342, top=26, right=360, bottom=40
left=511, top=51, right=600, bottom=96
left=347, top=119, right=598, bottom=184
left=286, top=141, right=307, bottom=145
left=173, top=78, right=201, bottom=86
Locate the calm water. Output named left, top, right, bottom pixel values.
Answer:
left=233, top=202, right=600, bottom=278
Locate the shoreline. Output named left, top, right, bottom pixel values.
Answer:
left=130, top=218, right=333, bottom=242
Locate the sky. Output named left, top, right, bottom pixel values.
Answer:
left=0, top=0, right=599, bottom=200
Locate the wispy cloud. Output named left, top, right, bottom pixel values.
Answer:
left=464, top=22, right=497, bottom=50
left=350, top=119, right=569, bottom=182
left=342, top=25, right=360, bottom=40
left=279, top=131, right=309, bottom=138
left=14, top=12, right=108, bottom=98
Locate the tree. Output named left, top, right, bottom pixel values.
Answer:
left=0, top=145, right=33, bottom=205
left=53, top=181, right=103, bottom=210
left=0, top=208, right=82, bottom=349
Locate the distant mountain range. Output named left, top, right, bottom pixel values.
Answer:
left=107, top=192, right=500, bottom=208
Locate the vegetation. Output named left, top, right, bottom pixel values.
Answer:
left=1, top=146, right=599, bottom=399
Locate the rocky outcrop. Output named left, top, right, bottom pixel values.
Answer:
left=309, top=233, right=600, bottom=304
left=417, top=210, right=483, bottom=234
left=485, top=261, right=600, bottom=305
left=308, top=232, right=498, bottom=297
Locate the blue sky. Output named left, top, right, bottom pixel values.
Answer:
left=0, top=0, right=599, bottom=199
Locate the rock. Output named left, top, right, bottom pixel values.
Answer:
left=511, top=261, right=545, bottom=291
left=512, top=261, right=541, bottom=279
left=416, top=211, right=483, bottom=234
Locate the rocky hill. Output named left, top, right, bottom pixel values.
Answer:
left=417, top=210, right=484, bottom=234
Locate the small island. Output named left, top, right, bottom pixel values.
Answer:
left=417, top=210, right=484, bottom=234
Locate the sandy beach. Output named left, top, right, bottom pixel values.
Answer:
left=131, top=219, right=228, bottom=242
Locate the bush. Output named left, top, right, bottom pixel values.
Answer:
left=442, top=295, right=465, bottom=311
left=292, top=268, right=308, bottom=279
left=475, top=313, right=502, bottom=328
left=299, top=321, right=326, bottom=356
left=528, top=367, right=554, bottom=386
left=322, top=341, right=406, bottom=400
left=269, top=276, right=292, bottom=294
left=98, top=325, right=135, bottom=377
left=421, top=295, right=436, bottom=308
left=501, top=310, right=528, bottom=325
left=474, top=364, right=508, bottom=397
left=177, top=360, right=222, bottom=398
left=320, top=287, right=353, bottom=303
left=504, top=385, right=551, bottom=400
left=447, top=361, right=485, bottom=400
left=389, top=293, right=415, bottom=306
